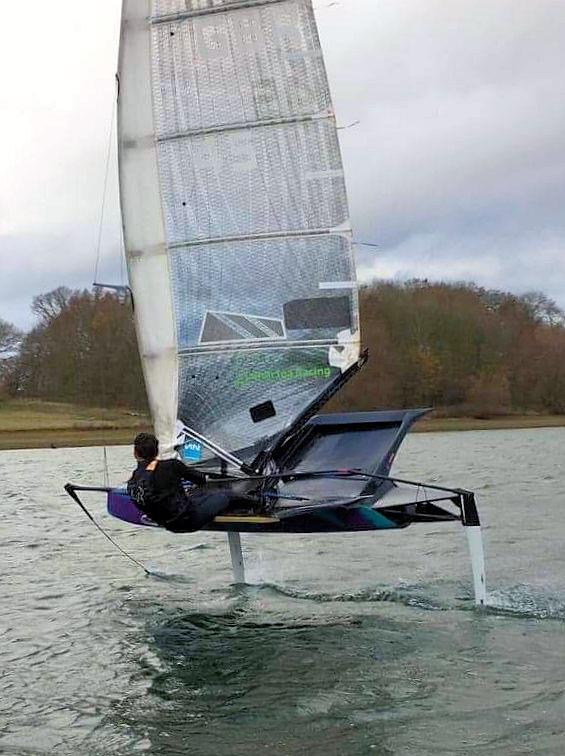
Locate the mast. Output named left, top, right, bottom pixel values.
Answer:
left=117, top=0, right=179, bottom=457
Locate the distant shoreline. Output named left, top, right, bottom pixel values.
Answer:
left=0, top=399, right=564, bottom=451
left=0, top=427, right=151, bottom=451
left=414, top=415, right=565, bottom=434
left=0, top=400, right=150, bottom=452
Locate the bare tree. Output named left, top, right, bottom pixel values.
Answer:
left=520, top=291, right=565, bottom=327
left=15, top=288, right=147, bottom=408
left=0, top=318, right=22, bottom=357
left=31, top=287, right=73, bottom=325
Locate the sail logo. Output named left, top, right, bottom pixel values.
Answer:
left=235, top=365, right=331, bottom=388
left=181, top=440, right=203, bottom=463
left=193, top=9, right=303, bottom=62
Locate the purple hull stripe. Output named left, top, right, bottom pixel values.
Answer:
left=107, top=489, right=160, bottom=528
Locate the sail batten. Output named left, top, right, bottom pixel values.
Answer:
left=152, top=0, right=291, bottom=24
left=180, top=339, right=344, bottom=356
left=156, top=112, right=333, bottom=143
left=168, top=229, right=349, bottom=249
left=119, top=0, right=360, bottom=460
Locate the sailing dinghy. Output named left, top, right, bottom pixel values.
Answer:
left=65, top=0, right=487, bottom=605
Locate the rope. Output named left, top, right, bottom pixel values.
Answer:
left=337, top=120, right=360, bottom=130
left=84, top=508, right=152, bottom=576
left=355, top=241, right=380, bottom=249
left=93, top=97, right=117, bottom=285
left=66, top=485, right=153, bottom=576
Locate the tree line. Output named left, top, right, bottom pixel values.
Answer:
left=0, top=287, right=146, bottom=409
left=332, top=281, right=565, bottom=416
left=1, top=281, right=565, bottom=416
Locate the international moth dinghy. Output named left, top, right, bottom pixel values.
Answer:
left=65, top=0, right=487, bottom=605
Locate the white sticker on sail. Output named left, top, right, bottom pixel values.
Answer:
left=319, top=282, right=357, bottom=290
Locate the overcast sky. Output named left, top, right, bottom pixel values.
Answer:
left=1, top=0, right=564, bottom=329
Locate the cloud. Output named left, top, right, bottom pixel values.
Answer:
left=1, top=0, right=564, bottom=330
left=356, top=229, right=565, bottom=305
left=317, top=0, right=565, bottom=302
left=0, top=230, right=125, bottom=328
left=0, top=0, right=122, bottom=328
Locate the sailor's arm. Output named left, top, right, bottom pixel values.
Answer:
left=172, top=459, right=207, bottom=486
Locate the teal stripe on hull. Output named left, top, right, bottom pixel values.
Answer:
left=357, top=506, right=398, bottom=530
left=316, top=505, right=398, bottom=530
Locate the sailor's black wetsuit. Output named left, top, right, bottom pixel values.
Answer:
left=127, top=459, right=230, bottom=532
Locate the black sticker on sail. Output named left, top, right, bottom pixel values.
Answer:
left=284, top=296, right=351, bottom=330
left=250, top=401, right=276, bottom=423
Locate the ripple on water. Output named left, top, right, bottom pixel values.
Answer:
left=485, top=585, right=565, bottom=621
left=3, top=432, right=565, bottom=755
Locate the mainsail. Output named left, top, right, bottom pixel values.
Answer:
left=118, top=0, right=360, bottom=460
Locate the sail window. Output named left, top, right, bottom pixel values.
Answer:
left=200, top=311, right=286, bottom=343
left=284, top=296, right=351, bottom=331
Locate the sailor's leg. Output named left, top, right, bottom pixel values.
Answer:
left=228, top=532, right=245, bottom=584
left=168, top=490, right=231, bottom=532
left=461, top=492, right=487, bottom=606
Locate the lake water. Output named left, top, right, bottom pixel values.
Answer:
left=2, top=428, right=565, bottom=755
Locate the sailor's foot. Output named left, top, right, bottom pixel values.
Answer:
left=226, top=493, right=266, bottom=515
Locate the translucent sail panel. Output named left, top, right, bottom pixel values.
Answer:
left=169, top=235, right=358, bottom=349
left=171, top=234, right=359, bottom=455
left=136, top=0, right=360, bottom=458
left=178, top=347, right=342, bottom=457
left=151, top=0, right=330, bottom=135
left=158, top=120, right=348, bottom=244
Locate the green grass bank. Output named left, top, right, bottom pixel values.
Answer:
left=0, top=399, right=563, bottom=451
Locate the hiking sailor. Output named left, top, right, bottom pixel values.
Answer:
left=127, top=432, right=230, bottom=532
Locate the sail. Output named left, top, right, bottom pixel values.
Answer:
left=118, top=0, right=360, bottom=461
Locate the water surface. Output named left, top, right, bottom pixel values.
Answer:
left=2, top=428, right=565, bottom=754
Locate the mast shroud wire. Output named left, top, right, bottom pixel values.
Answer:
left=93, top=96, right=117, bottom=285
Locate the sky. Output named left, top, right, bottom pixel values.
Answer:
left=1, top=0, right=564, bottom=329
